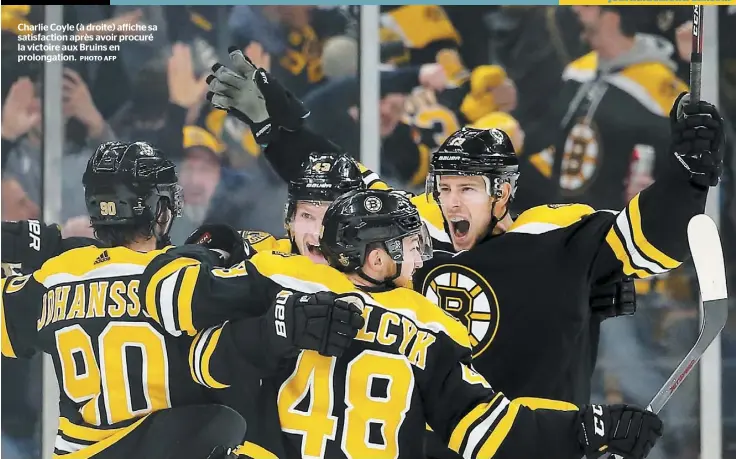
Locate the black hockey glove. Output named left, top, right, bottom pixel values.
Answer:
left=670, top=92, right=724, bottom=188
left=577, top=404, right=663, bottom=459
left=267, top=290, right=365, bottom=359
left=206, top=46, right=308, bottom=145
left=184, top=223, right=250, bottom=267
left=2, top=220, right=64, bottom=273
left=590, top=277, right=636, bottom=319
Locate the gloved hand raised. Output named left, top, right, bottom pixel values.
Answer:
left=206, top=46, right=308, bottom=145
left=267, top=290, right=365, bottom=359
left=669, top=92, right=724, bottom=188
left=577, top=404, right=663, bottom=459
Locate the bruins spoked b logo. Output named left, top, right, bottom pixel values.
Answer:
left=422, top=264, right=500, bottom=358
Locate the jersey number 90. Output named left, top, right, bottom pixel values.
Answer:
left=55, top=322, right=170, bottom=425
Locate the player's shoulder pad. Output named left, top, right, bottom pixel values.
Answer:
left=34, top=246, right=175, bottom=286
left=508, top=203, right=595, bottom=235
left=616, top=61, right=688, bottom=117
left=562, top=51, right=597, bottom=83
left=249, top=251, right=357, bottom=293
left=374, top=287, right=471, bottom=349
left=240, top=230, right=290, bottom=253
left=411, top=193, right=450, bottom=243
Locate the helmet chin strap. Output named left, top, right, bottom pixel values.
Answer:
left=487, top=199, right=509, bottom=237
left=356, top=261, right=402, bottom=289
left=154, top=204, right=174, bottom=249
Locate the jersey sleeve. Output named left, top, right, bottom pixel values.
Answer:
left=141, top=251, right=282, bottom=337
left=263, top=126, right=346, bottom=183
left=588, top=164, right=707, bottom=282
left=422, top=332, right=583, bottom=458
left=1, top=274, right=44, bottom=359
left=262, top=124, right=394, bottom=191
left=188, top=315, right=293, bottom=389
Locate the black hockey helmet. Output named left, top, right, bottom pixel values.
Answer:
left=83, top=141, right=182, bottom=243
left=427, top=127, right=520, bottom=201
left=320, top=189, right=432, bottom=283
left=285, top=153, right=366, bottom=230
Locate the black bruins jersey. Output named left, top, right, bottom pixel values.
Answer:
left=0, top=246, right=220, bottom=458
left=522, top=48, right=688, bottom=211
left=185, top=251, right=588, bottom=459
left=414, top=171, right=706, bottom=405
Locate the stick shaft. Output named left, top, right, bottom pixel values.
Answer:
left=690, top=6, right=704, bottom=103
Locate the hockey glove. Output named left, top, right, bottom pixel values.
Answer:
left=267, top=290, right=365, bottom=359
left=670, top=92, right=724, bottom=188
left=2, top=220, right=63, bottom=273
left=185, top=223, right=250, bottom=267
left=590, top=277, right=636, bottom=319
left=577, top=404, right=663, bottom=459
left=206, top=47, right=308, bottom=145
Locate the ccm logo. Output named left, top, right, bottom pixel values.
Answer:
left=592, top=404, right=605, bottom=437
left=28, top=220, right=42, bottom=251
left=274, top=290, right=292, bottom=338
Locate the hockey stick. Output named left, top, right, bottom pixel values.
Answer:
left=690, top=6, right=704, bottom=103
left=645, top=214, right=728, bottom=413
left=603, top=214, right=728, bottom=458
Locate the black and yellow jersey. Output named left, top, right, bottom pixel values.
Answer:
left=523, top=40, right=688, bottom=210
left=187, top=251, right=586, bottom=459
left=414, top=171, right=707, bottom=405
left=0, top=246, right=216, bottom=458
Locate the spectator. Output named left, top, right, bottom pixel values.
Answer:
left=228, top=6, right=329, bottom=98
left=0, top=176, right=40, bottom=221
left=2, top=71, right=117, bottom=222
left=169, top=126, right=285, bottom=243
left=110, top=43, right=206, bottom=160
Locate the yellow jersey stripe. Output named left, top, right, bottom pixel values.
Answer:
left=201, top=325, right=229, bottom=389
left=448, top=393, right=502, bottom=452
left=57, top=418, right=123, bottom=442
left=476, top=401, right=521, bottom=458
left=177, top=265, right=200, bottom=336
left=605, top=229, right=650, bottom=278
left=188, top=330, right=205, bottom=385
left=0, top=278, right=17, bottom=358
left=54, top=415, right=148, bottom=459
left=514, top=397, right=578, bottom=411
left=627, top=194, right=681, bottom=270
left=35, top=246, right=173, bottom=285
left=144, top=257, right=199, bottom=327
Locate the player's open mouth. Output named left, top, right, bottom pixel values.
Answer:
left=450, top=218, right=471, bottom=240
left=306, top=243, right=323, bottom=257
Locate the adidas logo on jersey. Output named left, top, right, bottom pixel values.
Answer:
left=94, top=250, right=110, bottom=265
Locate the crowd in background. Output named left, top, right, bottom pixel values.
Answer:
left=1, top=5, right=736, bottom=459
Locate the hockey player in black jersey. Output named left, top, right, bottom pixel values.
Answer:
left=0, top=141, right=362, bottom=459
left=204, top=46, right=721, bottom=394
left=203, top=47, right=721, bottom=458
left=177, top=188, right=663, bottom=459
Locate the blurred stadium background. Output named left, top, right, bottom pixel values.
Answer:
left=1, top=5, right=735, bottom=459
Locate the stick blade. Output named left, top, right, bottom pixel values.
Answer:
left=688, top=214, right=727, bottom=302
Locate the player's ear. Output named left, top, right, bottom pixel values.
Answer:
left=497, top=182, right=512, bottom=208
left=365, top=247, right=383, bottom=269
